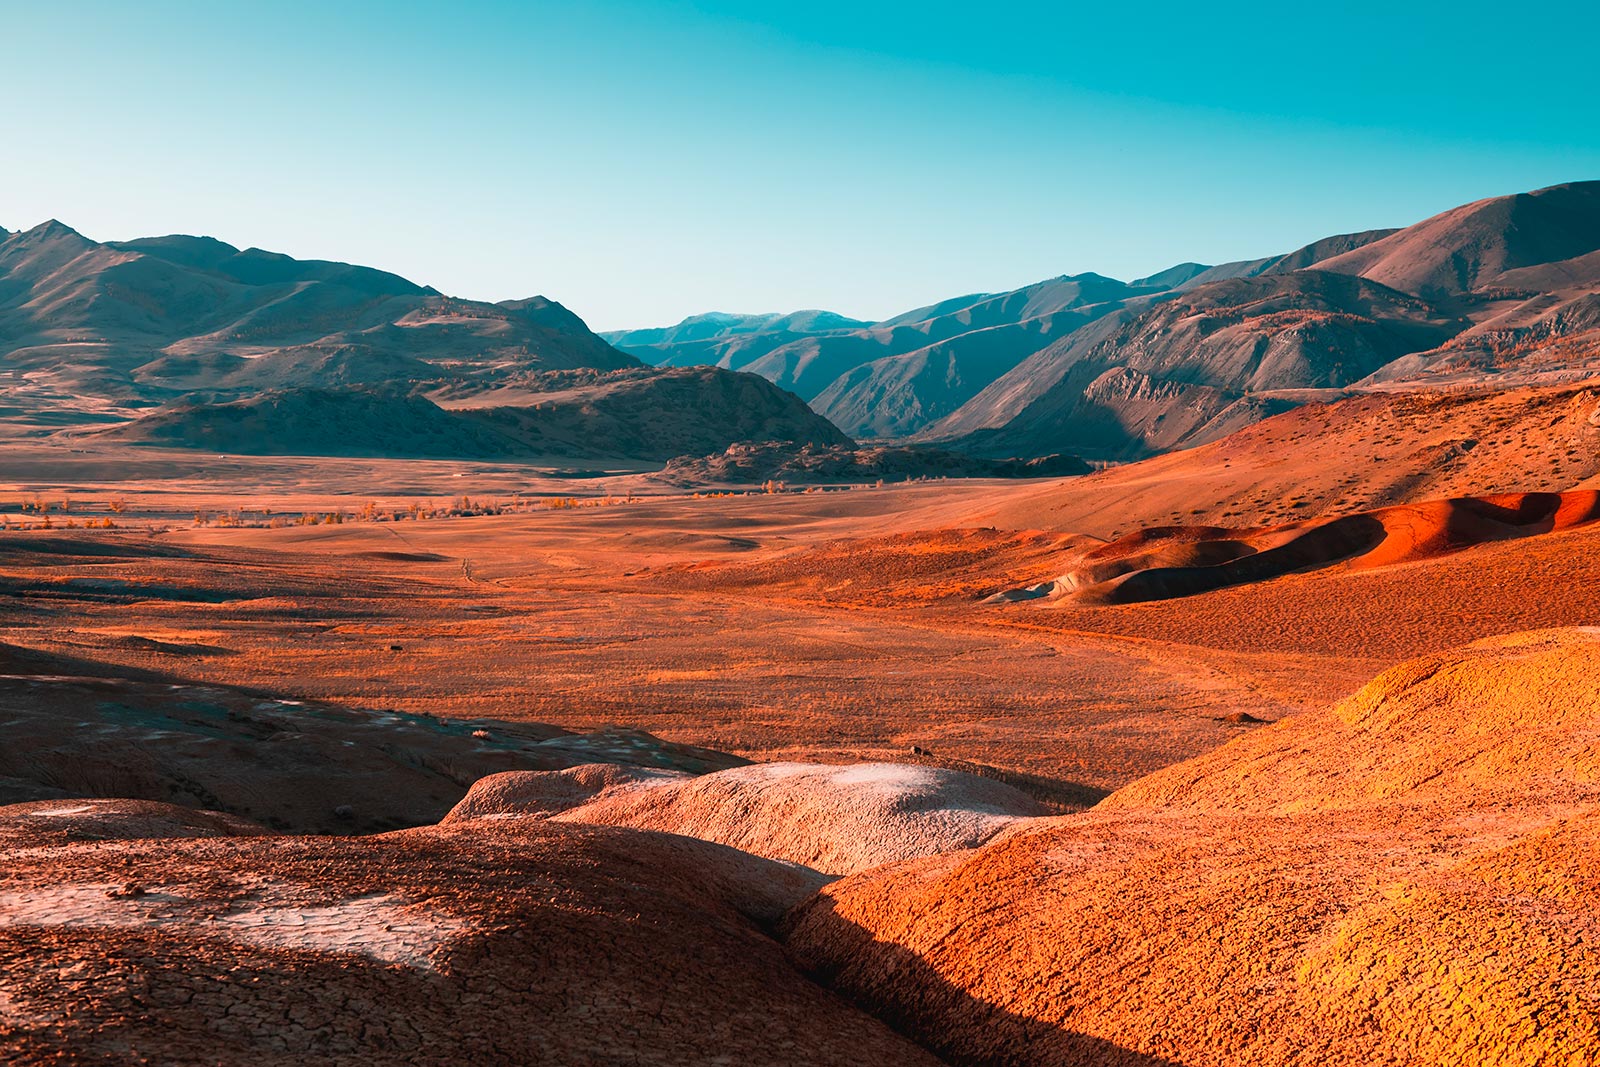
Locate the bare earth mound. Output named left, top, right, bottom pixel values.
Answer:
left=0, top=798, right=268, bottom=848
left=0, top=818, right=945, bottom=1066
left=1036, top=490, right=1600, bottom=604
left=441, top=763, right=692, bottom=822
left=0, top=642, right=745, bottom=833
left=967, top=382, right=1600, bottom=537
left=785, top=629, right=1600, bottom=1066
left=452, top=761, right=1045, bottom=875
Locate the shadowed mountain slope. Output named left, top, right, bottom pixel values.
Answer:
left=742, top=275, right=1156, bottom=404
left=604, top=309, right=871, bottom=357
left=612, top=273, right=1175, bottom=439
left=100, top=365, right=852, bottom=461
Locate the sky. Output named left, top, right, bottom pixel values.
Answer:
left=3, top=1, right=1598, bottom=330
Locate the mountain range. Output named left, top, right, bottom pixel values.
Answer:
left=610, top=180, right=1600, bottom=460
left=0, top=222, right=846, bottom=459
left=6, top=180, right=1599, bottom=467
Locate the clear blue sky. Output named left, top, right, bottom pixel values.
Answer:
left=4, top=1, right=1598, bottom=330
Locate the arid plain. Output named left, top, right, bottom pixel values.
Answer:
left=6, top=405, right=1600, bottom=1064
left=19, top=422, right=1600, bottom=793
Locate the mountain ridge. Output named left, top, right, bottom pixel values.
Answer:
left=917, top=181, right=1600, bottom=458
left=0, top=221, right=867, bottom=461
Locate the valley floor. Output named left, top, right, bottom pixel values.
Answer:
left=5, top=440, right=1597, bottom=793
left=5, top=437, right=1600, bottom=1065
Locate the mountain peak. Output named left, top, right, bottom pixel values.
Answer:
left=24, top=218, right=86, bottom=241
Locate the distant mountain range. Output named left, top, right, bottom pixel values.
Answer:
left=610, top=180, right=1600, bottom=459
left=605, top=273, right=1169, bottom=439
left=8, top=180, right=1599, bottom=468
left=0, top=222, right=847, bottom=460
left=0, top=224, right=635, bottom=390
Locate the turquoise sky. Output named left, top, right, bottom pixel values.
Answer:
left=4, top=1, right=1597, bottom=329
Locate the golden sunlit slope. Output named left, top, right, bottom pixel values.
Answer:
left=1313, top=180, right=1600, bottom=297
left=963, top=382, right=1600, bottom=537
left=785, top=628, right=1600, bottom=1066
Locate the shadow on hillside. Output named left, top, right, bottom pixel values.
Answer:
left=906, top=750, right=1111, bottom=813
left=784, top=894, right=1185, bottom=1066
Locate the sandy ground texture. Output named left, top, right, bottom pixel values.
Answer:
left=784, top=628, right=1600, bottom=1066
left=0, top=817, right=946, bottom=1067
left=0, top=426, right=1595, bottom=1064
left=6, top=428, right=1600, bottom=803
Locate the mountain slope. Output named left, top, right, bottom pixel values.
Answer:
left=439, top=366, right=854, bottom=459
left=807, top=311, right=1102, bottom=438
left=1173, top=227, right=1400, bottom=290
left=0, top=221, right=639, bottom=422
left=100, top=367, right=853, bottom=461
left=921, top=271, right=1461, bottom=459
left=2, top=220, right=870, bottom=462
left=742, top=274, right=1154, bottom=406
left=612, top=226, right=1406, bottom=444
left=618, top=274, right=1173, bottom=439
left=924, top=182, right=1600, bottom=459
left=601, top=223, right=1409, bottom=446
left=96, top=387, right=521, bottom=459
left=1313, top=180, right=1600, bottom=297
left=958, top=381, right=1600, bottom=537
left=604, top=309, right=871, bottom=357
